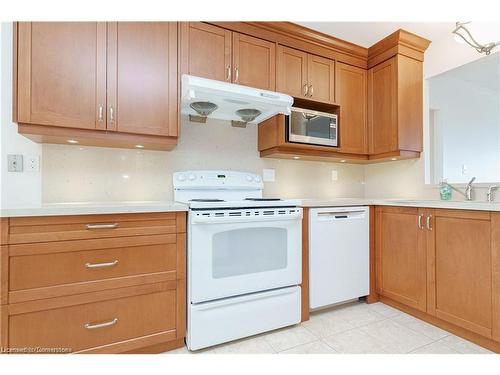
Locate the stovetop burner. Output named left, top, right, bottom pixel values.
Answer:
left=189, top=199, right=226, bottom=202
left=244, top=198, right=282, bottom=201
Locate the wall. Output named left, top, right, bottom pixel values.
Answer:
left=42, top=118, right=365, bottom=202
left=0, top=22, right=43, bottom=209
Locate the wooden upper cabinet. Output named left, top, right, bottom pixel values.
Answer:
left=336, top=62, right=367, bottom=154
left=182, top=22, right=232, bottom=82
left=307, top=54, right=335, bottom=103
left=376, top=206, right=427, bottom=312
left=277, top=45, right=308, bottom=99
left=16, top=22, right=106, bottom=130
left=277, top=45, right=335, bottom=104
left=107, top=22, right=178, bottom=137
left=368, top=57, right=397, bottom=155
left=232, top=33, right=276, bottom=90
left=427, top=209, right=492, bottom=338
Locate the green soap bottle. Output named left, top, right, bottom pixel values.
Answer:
left=439, top=179, right=452, bottom=200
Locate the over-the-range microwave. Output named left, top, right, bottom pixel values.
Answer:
left=286, top=107, right=338, bottom=147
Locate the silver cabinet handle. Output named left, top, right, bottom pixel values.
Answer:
left=86, top=223, right=119, bottom=230
left=426, top=215, right=433, bottom=231
left=109, top=106, right=115, bottom=123
left=418, top=214, right=424, bottom=229
left=234, top=67, right=239, bottom=83
left=303, top=84, right=309, bottom=97
left=98, top=105, right=104, bottom=122
left=84, top=318, right=118, bottom=330
left=85, top=260, right=119, bottom=269
left=226, top=65, right=231, bottom=81
left=309, top=84, right=314, bottom=97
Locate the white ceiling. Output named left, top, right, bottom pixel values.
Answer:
left=296, top=22, right=500, bottom=48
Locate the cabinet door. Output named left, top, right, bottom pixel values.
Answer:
left=182, top=22, right=231, bottom=82
left=376, top=206, right=427, bottom=312
left=427, top=209, right=492, bottom=338
left=307, top=54, right=335, bottom=104
left=336, top=62, right=367, bottom=154
left=492, top=213, right=500, bottom=342
left=368, top=57, right=398, bottom=155
left=16, top=22, right=106, bottom=130
left=277, top=46, right=308, bottom=99
left=232, top=33, right=276, bottom=90
left=107, top=22, right=178, bottom=136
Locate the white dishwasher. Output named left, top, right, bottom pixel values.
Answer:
left=309, top=206, right=369, bottom=309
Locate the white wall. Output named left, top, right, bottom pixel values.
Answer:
left=0, top=22, right=42, bottom=209
left=42, top=119, right=365, bottom=202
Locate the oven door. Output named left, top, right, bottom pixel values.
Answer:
left=188, top=207, right=303, bottom=303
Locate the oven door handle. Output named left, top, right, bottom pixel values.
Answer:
left=191, top=213, right=302, bottom=224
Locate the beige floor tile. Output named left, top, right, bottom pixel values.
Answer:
left=437, top=335, right=494, bottom=354
left=303, top=311, right=355, bottom=338
left=329, top=302, right=387, bottom=328
left=207, top=336, right=276, bottom=354
left=323, top=328, right=391, bottom=354
left=391, top=313, right=450, bottom=341
left=263, top=325, right=318, bottom=352
left=279, top=340, right=337, bottom=354
left=359, top=319, right=434, bottom=353
left=410, top=341, right=460, bottom=354
left=366, top=302, right=403, bottom=318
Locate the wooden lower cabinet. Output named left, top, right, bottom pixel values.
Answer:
left=375, top=206, right=427, bottom=312
left=427, top=209, right=492, bottom=338
left=376, top=205, right=500, bottom=351
left=0, top=212, right=186, bottom=354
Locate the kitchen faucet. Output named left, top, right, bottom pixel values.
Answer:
left=442, top=177, right=476, bottom=201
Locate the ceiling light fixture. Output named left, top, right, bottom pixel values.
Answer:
left=452, top=21, right=500, bottom=55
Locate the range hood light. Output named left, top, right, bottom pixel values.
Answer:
left=190, top=101, right=218, bottom=117
left=236, top=109, right=262, bottom=123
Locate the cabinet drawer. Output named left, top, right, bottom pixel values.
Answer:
left=8, top=213, right=181, bottom=244
left=9, top=289, right=176, bottom=352
left=10, top=235, right=178, bottom=291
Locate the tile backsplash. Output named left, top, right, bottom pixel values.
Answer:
left=42, top=119, right=365, bottom=203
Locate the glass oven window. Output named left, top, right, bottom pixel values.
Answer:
left=212, top=227, right=288, bottom=279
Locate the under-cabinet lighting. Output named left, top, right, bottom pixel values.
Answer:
left=391, top=158, right=398, bottom=161
left=135, top=145, right=144, bottom=148
left=340, top=160, right=346, bottom=163
left=67, top=139, right=78, bottom=144
left=293, top=156, right=300, bottom=160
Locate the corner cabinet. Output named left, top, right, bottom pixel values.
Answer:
left=367, top=30, right=430, bottom=160
left=376, top=206, right=500, bottom=351
left=14, top=22, right=179, bottom=150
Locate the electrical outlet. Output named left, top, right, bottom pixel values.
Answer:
left=25, top=155, right=40, bottom=172
left=331, top=170, right=338, bottom=181
left=7, top=154, right=23, bottom=172
left=262, top=169, right=275, bottom=182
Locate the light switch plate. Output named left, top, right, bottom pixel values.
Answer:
left=7, top=154, right=23, bottom=172
left=262, top=169, right=275, bottom=182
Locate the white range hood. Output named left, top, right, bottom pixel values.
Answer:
left=181, top=75, right=293, bottom=125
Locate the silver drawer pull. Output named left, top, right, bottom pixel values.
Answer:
left=86, top=223, right=119, bottom=230
left=84, top=318, right=118, bottom=330
left=85, top=260, right=118, bottom=269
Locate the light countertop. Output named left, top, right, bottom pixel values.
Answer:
left=3, top=198, right=500, bottom=218
left=300, top=198, right=500, bottom=212
left=0, top=201, right=188, bottom=218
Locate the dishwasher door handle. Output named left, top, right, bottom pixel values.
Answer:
left=317, top=210, right=366, bottom=219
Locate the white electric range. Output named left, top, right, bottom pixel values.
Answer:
left=173, top=170, right=303, bottom=350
